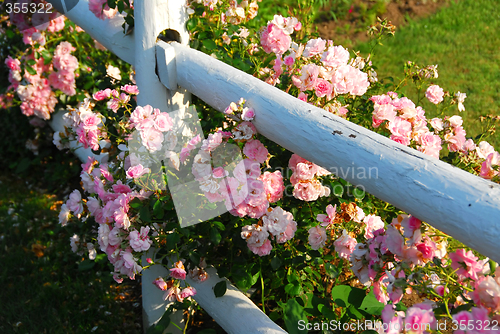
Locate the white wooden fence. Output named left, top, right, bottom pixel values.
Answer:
left=47, top=0, right=500, bottom=332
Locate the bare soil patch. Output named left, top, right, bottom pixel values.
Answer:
left=315, top=0, right=451, bottom=46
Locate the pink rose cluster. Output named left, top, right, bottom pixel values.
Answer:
left=288, top=41, right=370, bottom=98
left=260, top=15, right=301, bottom=55
left=469, top=267, right=500, bottom=314
left=350, top=214, right=448, bottom=295
left=62, top=156, right=156, bottom=283
left=308, top=203, right=363, bottom=255
left=288, top=154, right=331, bottom=201
left=189, top=101, right=284, bottom=223
left=225, top=0, right=259, bottom=25
left=371, top=92, right=498, bottom=171
left=370, top=92, right=443, bottom=158
left=49, top=41, right=79, bottom=96
left=223, top=98, right=256, bottom=122
left=89, top=0, right=119, bottom=20
left=241, top=206, right=297, bottom=256
left=464, top=140, right=500, bottom=180
left=192, top=134, right=275, bottom=219
left=5, top=40, right=78, bottom=120
left=128, top=104, right=173, bottom=153
left=260, top=29, right=371, bottom=97
left=7, top=52, right=56, bottom=119
left=153, top=261, right=198, bottom=303
left=57, top=98, right=105, bottom=151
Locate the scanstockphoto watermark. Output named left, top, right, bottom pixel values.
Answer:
left=297, top=320, right=432, bottom=332
left=266, top=165, right=379, bottom=182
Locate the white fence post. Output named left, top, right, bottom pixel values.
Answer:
left=133, top=0, right=190, bottom=332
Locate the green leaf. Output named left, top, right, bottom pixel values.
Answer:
left=153, top=200, right=164, bottom=219
left=186, top=17, right=199, bottom=32
left=117, top=0, right=124, bottom=12
left=271, top=257, right=282, bottom=270
left=231, top=264, right=253, bottom=291
left=285, top=282, right=303, bottom=296
left=107, top=0, right=117, bottom=9
left=129, top=197, right=143, bottom=209
left=202, top=39, right=217, bottom=50
left=78, top=259, right=95, bottom=271
left=347, top=304, right=365, bottom=319
left=139, top=206, right=151, bottom=222
left=331, top=285, right=352, bottom=308
left=27, top=59, right=37, bottom=66
left=324, top=263, right=339, bottom=279
left=353, top=187, right=366, bottom=200
left=283, top=298, right=308, bottom=334
left=209, top=227, right=221, bottom=245
left=166, top=233, right=180, bottom=251
left=213, top=281, right=227, bottom=298
left=15, top=157, right=31, bottom=174
left=146, top=310, right=171, bottom=334
left=212, top=221, right=225, bottom=231
left=189, top=251, right=200, bottom=265
left=359, top=291, right=384, bottom=315
left=318, top=303, right=337, bottom=319
left=395, top=302, right=408, bottom=312
left=25, top=66, right=37, bottom=76
left=332, top=182, right=344, bottom=197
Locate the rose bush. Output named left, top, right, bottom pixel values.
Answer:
left=2, top=0, right=500, bottom=333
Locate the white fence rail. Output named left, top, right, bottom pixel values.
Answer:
left=46, top=0, right=500, bottom=332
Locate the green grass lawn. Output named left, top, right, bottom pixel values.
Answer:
left=356, top=0, right=500, bottom=150
left=0, top=175, right=142, bottom=334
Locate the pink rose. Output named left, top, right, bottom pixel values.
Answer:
left=292, top=180, right=323, bottom=201
left=93, top=88, right=113, bottom=101
left=153, top=277, right=168, bottom=291
left=243, top=139, right=268, bottom=164
left=425, top=85, right=444, bottom=104
left=259, top=171, right=285, bottom=203
left=321, top=45, right=350, bottom=68
left=154, top=112, right=173, bottom=132
left=362, top=214, right=385, bottom=239
left=314, top=78, right=333, bottom=98
left=302, top=38, right=326, bottom=58
left=334, top=229, right=357, bottom=259
left=260, top=23, right=291, bottom=55
left=405, top=305, right=437, bottom=334
left=126, top=164, right=150, bottom=179
left=241, top=107, right=255, bottom=121
left=480, top=152, right=500, bottom=180
left=180, top=286, right=197, bottom=299
left=121, top=85, right=139, bottom=95
left=248, top=238, right=272, bottom=256
left=449, top=248, right=483, bottom=281
left=308, top=226, right=327, bottom=250
left=129, top=226, right=153, bottom=252
left=169, top=261, right=187, bottom=280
